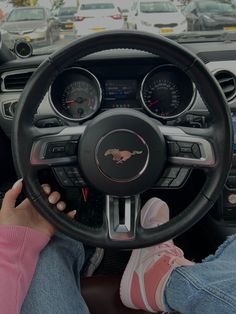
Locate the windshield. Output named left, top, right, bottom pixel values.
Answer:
left=80, top=3, right=115, bottom=10
left=198, top=2, right=233, bottom=13
left=1, top=0, right=236, bottom=56
left=58, top=7, right=77, bottom=16
left=7, top=8, right=45, bottom=22
left=140, top=1, right=177, bottom=13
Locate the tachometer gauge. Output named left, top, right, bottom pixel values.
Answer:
left=50, top=67, right=101, bottom=121
left=141, top=65, right=195, bottom=119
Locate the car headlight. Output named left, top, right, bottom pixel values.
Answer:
left=141, top=20, right=152, bottom=27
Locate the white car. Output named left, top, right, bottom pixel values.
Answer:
left=127, top=0, right=187, bottom=35
left=73, top=0, right=123, bottom=37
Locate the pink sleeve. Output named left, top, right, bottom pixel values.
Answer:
left=0, top=225, right=50, bottom=314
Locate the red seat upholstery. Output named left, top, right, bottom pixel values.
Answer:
left=81, top=275, right=156, bottom=314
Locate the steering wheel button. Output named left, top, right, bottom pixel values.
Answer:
left=54, top=167, right=66, bottom=177
left=163, top=167, right=180, bottom=179
left=64, top=167, right=79, bottom=177
left=71, top=178, right=80, bottom=186
left=167, top=142, right=180, bottom=156
left=178, top=142, right=193, bottom=148
left=52, top=146, right=65, bottom=153
left=192, top=144, right=201, bottom=159
left=61, top=178, right=74, bottom=187
left=46, top=143, right=68, bottom=158
left=180, top=147, right=192, bottom=153
left=178, top=152, right=195, bottom=158
left=226, top=176, right=236, bottom=189
left=228, top=194, right=236, bottom=205
left=157, top=178, right=173, bottom=187
left=53, top=167, right=73, bottom=186
left=65, top=142, right=77, bottom=156
left=170, top=168, right=190, bottom=187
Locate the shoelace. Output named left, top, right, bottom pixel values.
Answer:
left=153, top=241, right=184, bottom=257
left=141, top=241, right=184, bottom=266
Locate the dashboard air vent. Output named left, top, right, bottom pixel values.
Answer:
left=2, top=100, right=18, bottom=119
left=1, top=69, right=35, bottom=92
left=214, top=70, right=236, bottom=102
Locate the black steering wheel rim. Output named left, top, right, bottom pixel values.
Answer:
left=12, top=30, right=233, bottom=248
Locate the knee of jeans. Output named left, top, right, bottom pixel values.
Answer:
left=43, top=232, right=85, bottom=263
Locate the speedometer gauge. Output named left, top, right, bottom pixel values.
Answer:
left=50, top=67, right=101, bottom=121
left=143, top=80, right=181, bottom=117
left=141, top=65, right=195, bottom=119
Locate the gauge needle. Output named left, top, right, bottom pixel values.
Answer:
left=66, top=100, right=78, bottom=105
left=149, top=99, right=159, bottom=107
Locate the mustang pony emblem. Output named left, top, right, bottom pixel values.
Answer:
left=104, top=149, right=143, bottom=164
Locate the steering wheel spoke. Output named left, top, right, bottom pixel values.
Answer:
left=30, top=125, right=86, bottom=167
left=106, top=195, right=140, bottom=241
left=160, top=125, right=216, bottom=168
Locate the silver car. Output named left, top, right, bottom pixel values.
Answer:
left=1, top=6, right=60, bottom=47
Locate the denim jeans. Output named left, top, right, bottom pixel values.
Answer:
left=21, top=232, right=89, bottom=314
left=165, top=234, right=236, bottom=313
left=21, top=232, right=236, bottom=314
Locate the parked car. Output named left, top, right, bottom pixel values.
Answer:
left=182, top=0, right=236, bottom=31
left=73, top=0, right=123, bottom=37
left=58, top=6, right=77, bottom=30
left=1, top=6, right=60, bottom=47
left=127, top=0, right=187, bottom=35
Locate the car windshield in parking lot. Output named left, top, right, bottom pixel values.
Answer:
left=80, top=3, right=115, bottom=10
left=2, top=0, right=236, bottom=55
left=140, top=1, right=177, bottom=13
left=198, top=2, right=233, bottom=13
left=58, top=7, right=77, bottom=16
left=7, top=8, right=45, bottom=22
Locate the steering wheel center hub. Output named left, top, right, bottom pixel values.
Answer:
left=95, top=129, right=149, bottom=182
left=78, top=109, right=167, bottom=196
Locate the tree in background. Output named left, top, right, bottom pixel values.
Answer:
left=50, top=0, right=65, bottom=10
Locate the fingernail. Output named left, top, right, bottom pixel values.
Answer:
left=71, top=210, right=77, bottom=216
left=57, top=202, right=66, bottom=210
left=48, top=195, right=56, bottom=204
left=12, top=178, right=23, bottom=190
left=42, top=185, right=50, bottom=194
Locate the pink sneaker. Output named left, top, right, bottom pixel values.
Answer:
left=120, top=198, right=193, bottom=313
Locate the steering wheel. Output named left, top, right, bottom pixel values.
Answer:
left=12, top=31, right=232, bottom=249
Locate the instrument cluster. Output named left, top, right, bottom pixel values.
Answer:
left=49, top=65, right=196, bottom=122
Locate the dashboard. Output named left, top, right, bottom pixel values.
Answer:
left=0, top=50, right=213, bottom=139
left=1, top=45, right=236, bottom=145
left=49, top=65, right=195, bottom=121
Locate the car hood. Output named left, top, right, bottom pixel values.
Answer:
left=139, top=12, right=185, bottom=23
left=2, top=20, right=45, bottom=32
